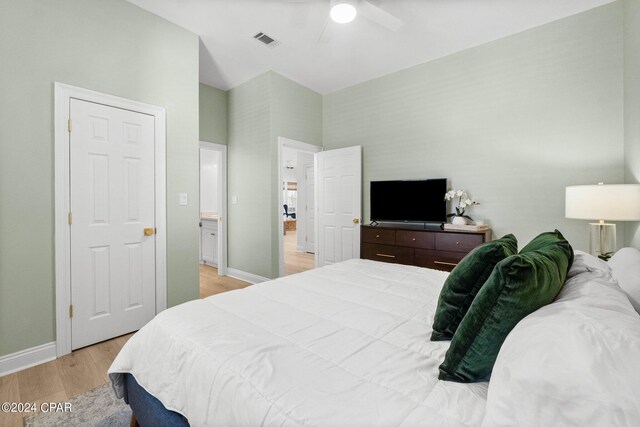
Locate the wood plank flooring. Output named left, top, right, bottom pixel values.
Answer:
left=284, top=230, right=315, bottom=275
left=2, top=247, right=314, bottom=426
left=200, top=264, right=249, bottom=298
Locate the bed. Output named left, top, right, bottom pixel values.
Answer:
left=109, top=253, right=640, bottom=426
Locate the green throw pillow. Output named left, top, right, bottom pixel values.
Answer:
left=521, top=229, right=574, bottom=271
left=431, top=234, right=518, bottom=341
left=438, top=230, right=573, bottom=383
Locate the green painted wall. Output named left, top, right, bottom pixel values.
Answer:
left=199, top=83, right=228, bottom=145
left=227, top=71, right=322, bottom=279
left=624, top=0, right=640, bottom=247
left=0, top=0, right=200, bottom=357
left=269, top=72, right=323, bottom=276
left=323, top=3, right=624, bottom=251
left=228, top=73, right=272, bottom=277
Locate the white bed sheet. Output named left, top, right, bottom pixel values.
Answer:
left=109, top=259, right=489, bottom=427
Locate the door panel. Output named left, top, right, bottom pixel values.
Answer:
left=341, top=227, right=355, bottom=260
left=316, top=146, right=362, bottom=267
left=124, top=242, right=143, bottom=309
left=323, top=225, right=336, bottom=263
left=70, top=99, right=156, bottom=349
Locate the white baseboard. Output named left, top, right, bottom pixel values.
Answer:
left=0, top=342, right=56, bottom=377
left=226, top=268, right=270, bottom=285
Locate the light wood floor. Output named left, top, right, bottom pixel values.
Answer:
left=284, top=230, right=315, bottom=275
left=200, top=264, right=250, bottom=298
left=0, top=267, right=250, bottom=427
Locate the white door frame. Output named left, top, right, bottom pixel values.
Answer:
left=54, top=82, right=167, bottom=357
left=199, top=141, right=228, bottom=276
left=277, top=137, right=322, bottom=277
left=300, top=162, right=315, bottom=253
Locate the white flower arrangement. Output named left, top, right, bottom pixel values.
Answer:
left=444, top=189, right=479, bottom=220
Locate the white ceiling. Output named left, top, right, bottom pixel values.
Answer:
left=127, top=0, right=614, bottom=94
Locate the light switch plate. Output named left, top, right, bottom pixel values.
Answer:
left=179, top=193, right=188, bottom=206
left=231, top=195, right=238, bottom=204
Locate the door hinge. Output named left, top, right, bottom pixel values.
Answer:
left=68, top=212, right=72, bottom=225
left=69, top=304, right=73, bottom=318
left=68, top=118, right=72, bottom=132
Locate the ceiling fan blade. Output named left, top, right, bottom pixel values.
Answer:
left=317, top=17, right=332, bottom=43
left=357, top=0, right=404, bottom=32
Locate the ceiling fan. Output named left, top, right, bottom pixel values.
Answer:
left=281, top=0, right=404, bottom=43
left=329, top=0, right=403, bottom=28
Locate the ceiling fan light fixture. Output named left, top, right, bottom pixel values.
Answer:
left=330, top=1, right=357, bottom=24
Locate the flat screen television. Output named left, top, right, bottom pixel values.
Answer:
left=370, top=179, right=447, bottom=223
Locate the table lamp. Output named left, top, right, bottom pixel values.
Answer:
left=565, top=183, right=640, bottom=259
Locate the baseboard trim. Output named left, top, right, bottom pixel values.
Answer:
left=0, top=342, right=56, bottom=377
left=226, top=268, right=270, bottom=285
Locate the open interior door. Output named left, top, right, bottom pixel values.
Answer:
left=315, top=146, right=362, bottom=267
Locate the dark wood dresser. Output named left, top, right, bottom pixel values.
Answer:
left=361, top=224, right=492, bottom=272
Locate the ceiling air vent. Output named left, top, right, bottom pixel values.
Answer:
left=252, top=32, right=281, bottom=48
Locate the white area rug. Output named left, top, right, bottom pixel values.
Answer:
left=24, top=383, right=131, bottom=427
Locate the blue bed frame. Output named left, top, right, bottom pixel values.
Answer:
left=123, top=373, right=190, bottom=426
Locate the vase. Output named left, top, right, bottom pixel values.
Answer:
left=452, top=216, right=467, bottom=225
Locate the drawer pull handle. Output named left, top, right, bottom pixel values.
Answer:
left=376, top=253, right=396, bottom=258
left=456, top=242, right=460, bottom=245
left=434, top=260, right=458, bottom=267
left=376, top=234, right=380, bottom=238
left=412, top=238, right=416, bottom=241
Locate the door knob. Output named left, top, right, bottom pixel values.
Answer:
left=353, top=218, right=360, bottom=224
left=144, top=228, right=156, bottom=236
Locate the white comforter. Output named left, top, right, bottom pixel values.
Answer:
left=110, top=259, right=489, bottom=426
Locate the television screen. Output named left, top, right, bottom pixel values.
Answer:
left=370, top=179, right=447, bottom=223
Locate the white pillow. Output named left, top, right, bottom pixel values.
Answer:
left=608, top=247, right=640, bottom=313
left=483, top=252, right=640, bottom=427
left=572, top=249, right=611, bottom=273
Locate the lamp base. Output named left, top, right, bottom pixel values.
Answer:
left=588, top=222, right=616, bottom=260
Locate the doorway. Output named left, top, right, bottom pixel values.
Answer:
left=199, top=142, right=228, bottom=293
left=54, top=83, right=167, bottom=357
left=278, top=138, right=322, bottom=277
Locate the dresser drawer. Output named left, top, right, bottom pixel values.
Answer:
left=415, top=249, right=466, bottom=272
left=396, top=230, right=435, bottom=249
left=362, top=243, right=414, bottom=265
left=362, top=227, right=396, bottom=245
left=435, top=233, right=483, bottom=253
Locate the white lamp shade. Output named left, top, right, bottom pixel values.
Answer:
left=565, top=184, right=640, bottom=221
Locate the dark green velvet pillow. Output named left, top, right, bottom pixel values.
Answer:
left=431, top=234, right=517, bottom=341
left=521, top=229, right=574, bottom=271
left=438, top=231, right=573, bottom=383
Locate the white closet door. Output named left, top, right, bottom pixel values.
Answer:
left=315, top=146, right=362, bottom=267
left=70, top=98, right=156, bottom=349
